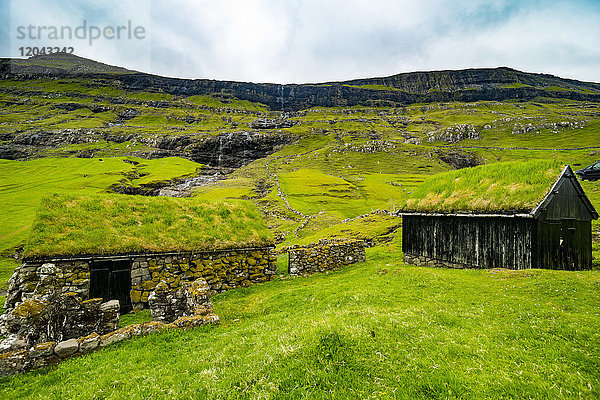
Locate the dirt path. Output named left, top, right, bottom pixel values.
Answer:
left=0, top=225, right=31, bottom=241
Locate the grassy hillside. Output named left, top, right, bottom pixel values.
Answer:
left=1, top=60, right=600, bottom=398
left=1, top=243, right=599, bottom=399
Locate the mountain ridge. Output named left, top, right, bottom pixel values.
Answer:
left=2, top=53, right=600, bottom=110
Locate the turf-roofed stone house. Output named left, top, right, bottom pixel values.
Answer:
left=399, top=161, right=598, bottom=270
left=4, top=194, right=277, bottom=313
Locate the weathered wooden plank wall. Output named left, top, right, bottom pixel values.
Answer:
left=402, top=215, right=535, bottom=269
left=538, top=175, right=595, bottom=221
left=537, top=219, right=592, bottom=270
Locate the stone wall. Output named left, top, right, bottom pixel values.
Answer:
left=0, top=278, right=219, bottom=377
left=403, top=253, right=476, bottom=269
left=0, top=294, right=119, bottom=347
left=0, top=305, right=218, bottom=377
left=129, top=247, right=276, bottom=308
left=149, top=278, right=214, bottom=323
left=4, top=261, right=89, bottom=310
left=288, top=239, right=366, bottom=276
left=4, top=247, right=277, bottom=312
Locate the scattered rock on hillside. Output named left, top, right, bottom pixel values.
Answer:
left=511, top=120, right=586, bottom=134
left=427, top=124, right=480, bottom=143
left=250, top=118, right=296, bottom=129
left=434, top=149, right=482, bottom=169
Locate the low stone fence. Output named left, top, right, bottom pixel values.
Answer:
left=0, top=294, right=119, bottom=347
left=288, top=239, right=366, bottom=276
left=0, top=312, right=218, bottom=377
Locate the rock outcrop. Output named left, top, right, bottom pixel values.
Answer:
left=3, top=54, right=600, bottom=111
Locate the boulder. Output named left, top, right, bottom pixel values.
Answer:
left=54, top=339, right=79, bottom=358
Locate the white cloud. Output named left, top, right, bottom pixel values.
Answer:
left=9, top=0, right=152, bottom=72
left=7, top=0, right=600, bottom=83
left=423, top=2, right=600, bottom=81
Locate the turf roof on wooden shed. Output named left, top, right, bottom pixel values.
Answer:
left=24, top=193, right=274, bottom=258
left=400, top=160, right=565, bottom=214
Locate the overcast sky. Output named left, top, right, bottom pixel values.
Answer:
left=3, top=0, right=600, bottom=84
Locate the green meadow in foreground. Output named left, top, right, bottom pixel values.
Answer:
left=1, top=244, right=598, bottom=399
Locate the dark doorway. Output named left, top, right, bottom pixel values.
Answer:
left=560, top=219, right=577, bottom=270
left=538, top=220, right=561, bottom=269
left=90, top=259, right=132, bottom=313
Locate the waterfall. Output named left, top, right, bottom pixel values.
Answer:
left=217, top=135, right=223, bottom=167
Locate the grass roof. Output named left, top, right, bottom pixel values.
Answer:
left=400, top=160, right=565, bottom=214
left=24, top=193, right=274, bottom=258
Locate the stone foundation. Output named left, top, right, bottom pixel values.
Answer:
left=403, top=253, right=478, bottom=269
left=288, top=239, right=366, bottom=276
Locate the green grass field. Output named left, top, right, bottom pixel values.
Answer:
left=1, top=69, right=600, bottom=398
left=1, top=243, right=598, bottom=399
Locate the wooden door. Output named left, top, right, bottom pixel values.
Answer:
left=560, top=219, right=577, bottom=270
left=90, top=260, right=132, bottom=313
left=538, top=220, right=560, bottom=269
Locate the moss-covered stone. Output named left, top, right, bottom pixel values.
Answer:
left=130, top=289, right=142, bottom=303
left=21, top=282, right=37, bottom=292
left=12, top=299, right=49, bottom=318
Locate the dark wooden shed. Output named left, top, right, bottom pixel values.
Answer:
left=400, top=162, right=598, bottom=270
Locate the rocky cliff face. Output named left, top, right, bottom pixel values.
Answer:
left=2, top=54, right=600, bottom=111
left=187, top=132, right=290, bottom=168
left=0, top=127, right=291, bottom=168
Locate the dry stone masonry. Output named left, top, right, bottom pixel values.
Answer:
left=0, top=293, right=119, bottom=347
left=4, top=247, right=277, bottom=311
left=288, top=239, right=366, bottom=276
left=129, top=247, right=277, bottom=307
left=149, top=278, right=214, bottom=323
left=4, top=261, right=89, bottom=309
left=0, top=278, right=219, bottom=377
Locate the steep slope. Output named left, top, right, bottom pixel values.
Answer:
left=2, top=54, right=600, bottom=110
